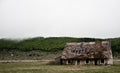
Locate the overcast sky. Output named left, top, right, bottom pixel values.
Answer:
left=0, top=0, right=120, bottom=39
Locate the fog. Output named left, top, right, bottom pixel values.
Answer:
left=0, top=0, right=120, bottom=39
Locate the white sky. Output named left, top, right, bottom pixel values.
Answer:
left=0, top=0, right=120, bottom=39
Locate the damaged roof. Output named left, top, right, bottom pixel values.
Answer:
left=61, top=41, right=112, bottom=59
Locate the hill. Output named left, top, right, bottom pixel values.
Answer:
left=0, top=37, right=120, bottom=59
left=0, top=37, right=102, bottom=51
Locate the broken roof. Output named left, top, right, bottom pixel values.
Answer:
left=61, top=41, right=112, bottom=59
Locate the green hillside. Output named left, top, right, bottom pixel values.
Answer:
left=0, top=37, right=120, bottom=56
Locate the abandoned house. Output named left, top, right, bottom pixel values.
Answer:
left=59, top=41, right=113, bottom=65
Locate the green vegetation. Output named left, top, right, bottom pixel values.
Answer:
left=0, top=62, right=120, bottom=73
left=111, top=38, right=120, bottom=56
left=0, top=37, right=120, bottom=56
left=0, top=37, right=79, bottom=51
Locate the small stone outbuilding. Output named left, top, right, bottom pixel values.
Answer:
left=60, top=41, right=113, bottom=65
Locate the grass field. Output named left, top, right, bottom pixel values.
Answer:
left=0, top=61, right=120, bottom=73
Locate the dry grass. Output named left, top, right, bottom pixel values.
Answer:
left=0, top=61, right=120, bottom=73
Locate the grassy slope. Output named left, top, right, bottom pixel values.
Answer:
left=0, top=37, right=103, bottom=51
left=0, top=62, right=120, bottom=73
left=0, top=37, right=120, bottom=57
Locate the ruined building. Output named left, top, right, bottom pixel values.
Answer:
left=60, top=41, right=113, bottom=65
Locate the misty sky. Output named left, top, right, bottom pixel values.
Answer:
left=0, top=0, right=120, bottom=39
